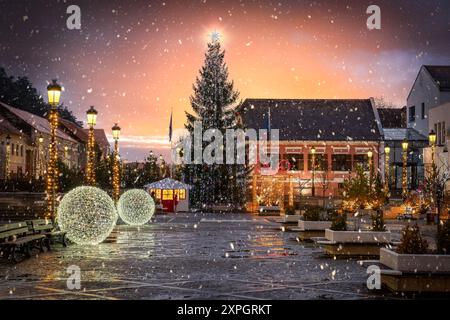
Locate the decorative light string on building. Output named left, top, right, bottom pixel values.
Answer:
left=117, top=189, right=155, bottom=226
left=57, top=186, right=118, bottom=245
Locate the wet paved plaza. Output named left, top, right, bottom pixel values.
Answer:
left=0, top=213, right=401, bottom=300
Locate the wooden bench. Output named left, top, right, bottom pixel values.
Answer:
left=27, top=219, right=67, bottom=248
left=0, top=222, right=46, bottom=262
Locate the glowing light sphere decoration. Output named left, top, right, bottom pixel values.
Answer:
left=117, top=189, right=155, bottom=226
left=57, top=186, right=118, bottom=245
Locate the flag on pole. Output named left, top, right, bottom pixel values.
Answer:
left=264, top=106, right=271, bottom=139
left=169, top=108, right=173, bottom=142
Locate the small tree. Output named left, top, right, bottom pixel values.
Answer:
left=369, top=173, right=388, bottom=210
left=371, top=210, right=386, bottom=231
left=330, top=213, right=347, bottom=231
left=342, top=165, right=369, bottom=211
left=397, top=223, right=429, bottom=254
left=437, top=219, right=450, bottom=254
left=423, top=163, right=450, bottom=252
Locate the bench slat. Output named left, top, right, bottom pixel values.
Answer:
left=0, top=222, right=28, bottom=233
left=2, top=234, right=45, bottom=246
left=0, top=227, right=30, bottom=239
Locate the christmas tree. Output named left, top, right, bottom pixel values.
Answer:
left=184, top=39, right=248, bottom=210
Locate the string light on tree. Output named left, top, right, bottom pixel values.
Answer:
left=384, top=145, right=390, bottom=193
left=402, top=139, right=409, bottom=200
left=57, top=186, right=118, bottom=245
left=117, top=189, right=155, bottom=226
left=46, top=79, right=62, bottom=218
left=5, top=134, right=11, bottom=180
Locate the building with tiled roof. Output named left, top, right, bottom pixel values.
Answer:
left=0, top=101, right=84, bottom=179
left=407, top=65, right=450, bottom=136
left=239, top=98, right=384, bottom=211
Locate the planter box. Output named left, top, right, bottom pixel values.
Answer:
left=298, top=220, right=332, bottom=231
left=258, top=206, right=281, bottom=216
left=316, top=229, right=391, bottom=258
left=380, top=248, right=450, bottom=293
left=324, top=229, right=391, bottom=244
left=282, top=215, right=302, bottom=223
left=380, top=248, right=450, bottom=273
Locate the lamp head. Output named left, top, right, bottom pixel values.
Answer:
left=47, top=79, right=62, bottom=106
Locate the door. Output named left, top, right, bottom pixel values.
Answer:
left=162, top=189, right=174, bottom=212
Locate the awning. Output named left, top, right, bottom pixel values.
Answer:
left=144, top=178, right=191, bottom=190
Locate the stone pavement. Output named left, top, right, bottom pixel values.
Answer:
left=0, top=213, right=407, bottom=300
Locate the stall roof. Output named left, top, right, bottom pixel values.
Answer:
left=144, top=178, right=191, bottom=190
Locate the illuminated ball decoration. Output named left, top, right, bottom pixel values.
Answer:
left=117, top=189, right=155, bottom=226
left=57, top=186, right=118, bottom=245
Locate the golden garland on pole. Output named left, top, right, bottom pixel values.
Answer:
left=112, top=139, right=120, bottom=203
left=46, top=107, right=59, bottom=218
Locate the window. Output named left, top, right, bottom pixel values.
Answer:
left=150, top=189, right=161, bottom=199
left=421, top=103, right=425, bottom=119
left=409, top=106, right=415, bottom=122
left=308, top=154, right=328, bottom=171
left=162, top=189, right=173, bottom=200
left=16, top=144, right=19, bottom=156
left=332, top=154, right=352, bottom=171
left=11, top=143, right=14, bottom=155
left=353, top=154, right=369, bottom=171
left=442, top=121, right=446, bottom=145
left=20, top=145, right=23, bottom=157
left=175, top=189, right=186, bottom=200
left=282, top=153, right=304, bottom=171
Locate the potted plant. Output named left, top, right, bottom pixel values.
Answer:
left=316, top=207, right=391, bottom=258
left=296, top=207, right=333, bottom=241
left=281, top=205, right=300, bottom=224
left=379, top=223, right=450, bottom=293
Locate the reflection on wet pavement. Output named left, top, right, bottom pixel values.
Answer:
left=0, top=213, right=394, bottom=300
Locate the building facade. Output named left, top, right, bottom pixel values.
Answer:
left=0, top=102, right=82, bottom=180
left=407, top=65, right=450, bottom=137
left=239, top=98, right=383, bottom=212
left=0, top=101, right=111, bottom=181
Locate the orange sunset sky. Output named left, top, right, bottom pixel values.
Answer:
left=1, top=0, right=449, bottom=160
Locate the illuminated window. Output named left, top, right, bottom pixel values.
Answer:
left=162, top=189, right=173, bottom=200
left=175, top=189, right=186, bottom=200
left=150, top=189, right=161, bottom=199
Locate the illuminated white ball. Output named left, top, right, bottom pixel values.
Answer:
left=57, top=186, right=118, bottom=245
left=117, top=189, right=155, bottom=226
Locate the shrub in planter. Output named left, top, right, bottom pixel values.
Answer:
left=437, top=219, right=450, bottom=254
left=330, top=213, right=347, bottom=231
left=284, top=205, right=296, bottom=216
left=303, top=207, right=321, bottom=221
left=371, top=210, right=386, bottom=232
left=397, top=223, right=429, bottom=254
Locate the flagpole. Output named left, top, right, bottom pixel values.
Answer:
left=169, top=107, right=173, bottom=179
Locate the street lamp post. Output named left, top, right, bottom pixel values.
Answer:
left=429, top=130, right=437, bottom=175
left=384, top=146, right=390, bottom=193
left=86, top=106, right=98, bottom=185
left=112, top=123, right=121, bottom=203
left=428, top=130, right=437, bottom=224
left=46, top=79, right=62, bottom=219
left=5, top=134, right=11, bottom=180
left=311, top=147, right=316, bottom=197
left=402, top=139, right=409, bottom=200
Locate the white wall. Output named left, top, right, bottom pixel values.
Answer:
left=407, top=67, right=442, bottom=136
